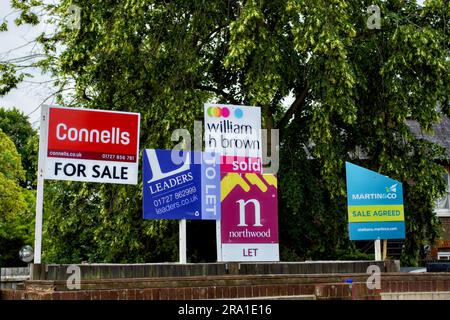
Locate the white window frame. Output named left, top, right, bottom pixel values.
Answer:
left=438, top=252, right=450, bottom=260
left=435, top=173, right=450, bottom=217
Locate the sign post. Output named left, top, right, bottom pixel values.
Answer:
left=374, top=239, right=382, bottom=261
left=216, top=220, right=222, bottom=262
left=34, top=105, right=141, bottom=263
left=345, top=162, right=405, bottom=261
left=179, top=220, right=187, bottom=263
left=34, top=106, right=49, bottom=264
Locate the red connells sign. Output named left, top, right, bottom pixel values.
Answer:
left=43, top=106, right=140, bottom=184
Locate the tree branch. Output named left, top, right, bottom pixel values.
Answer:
left=277, top=86, right=308, bottom=129
left=194, top=84, right=240, bottom=105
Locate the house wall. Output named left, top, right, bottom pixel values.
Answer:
left=429, top=215, right=450, bottom=260
left=440, top=217, right=450, bottom=240
left=430, top=166, right=450, bottom=259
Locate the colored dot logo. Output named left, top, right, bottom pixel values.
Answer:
left=207, top=106, right=244, bottom=118
left=222, top=108, right=230, bottom=117
left=207, top=106, right=231, bottom=118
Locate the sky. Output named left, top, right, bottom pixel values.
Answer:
left=0, top=0, right=56, bottom=127
left=0, top=0, right=426, bottom=128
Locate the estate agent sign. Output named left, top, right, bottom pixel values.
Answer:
left=204, top=104, right=262, bottom=174
left=142, top=149, right=221, bottom=220
left=220, top=173, right=279, bottom=261
left=346, top=162, right=405, bottom=240
left=43, top=106, right=140, bottom=184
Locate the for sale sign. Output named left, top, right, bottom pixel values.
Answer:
left=204, top=104, right=262, bottom=174
left=220, top=173, right=279, bottom=261
left=42, top=106, right=140, bottom=184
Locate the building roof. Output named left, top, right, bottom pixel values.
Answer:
left=407, top=115, right=450, bottom=157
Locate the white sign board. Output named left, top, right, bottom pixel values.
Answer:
left=204, top=104, right=262, bottom=174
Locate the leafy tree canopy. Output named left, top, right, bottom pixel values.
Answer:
left=0, top=128, right=25, bottom=216
left=5, top=0, right=449, bottom=265
left=0, top=107, right=38, bottom=187
left=0, top=128, right=35, bottom=266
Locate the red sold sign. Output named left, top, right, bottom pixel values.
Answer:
left=43, top=106, right=140, bottom=184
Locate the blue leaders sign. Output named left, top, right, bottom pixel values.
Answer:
left=346, top=162, right=405, bottom=240
left=143, top=149, right=220, bottom=220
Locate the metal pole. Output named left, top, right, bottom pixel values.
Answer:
left=216, top=219, right=222, bottom=262
left=374, top=239, right=382, bottom=261
left=179, top=219, right=187, bottom=263
left=34, top=106, right=49, bottom=264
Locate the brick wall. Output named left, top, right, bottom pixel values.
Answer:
left=440, top=217, right=450, bottom=240
left=429, top=218, right=450, bottom=259
left=0, top=283, right=381, bottom=300
left=2, top=272, right=450, bottom=300
left=430, top=240, right=450, bottom=259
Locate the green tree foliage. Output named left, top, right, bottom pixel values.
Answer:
left=0, top=64, right=24, bottom=96
left=9, top=0, right=450, bottom=264
left=0, top=129, right=35, bottom=266
left=0, top=107, right=39, bottom=188
left=0, top=108, right=38, bottom=265
left=0, top=129, right=25, bottom=216
left=43, top=182, right=178, bottom=263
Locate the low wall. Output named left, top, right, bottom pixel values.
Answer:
left=6, top=260, right=433, bottom=300
left=381, top=291, right=450, bottom=300
left=29, top=260, right=399, bottom=281
left=0, top=267, right=30, bottom=289
left=2, top=272, right=450, bottom=300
